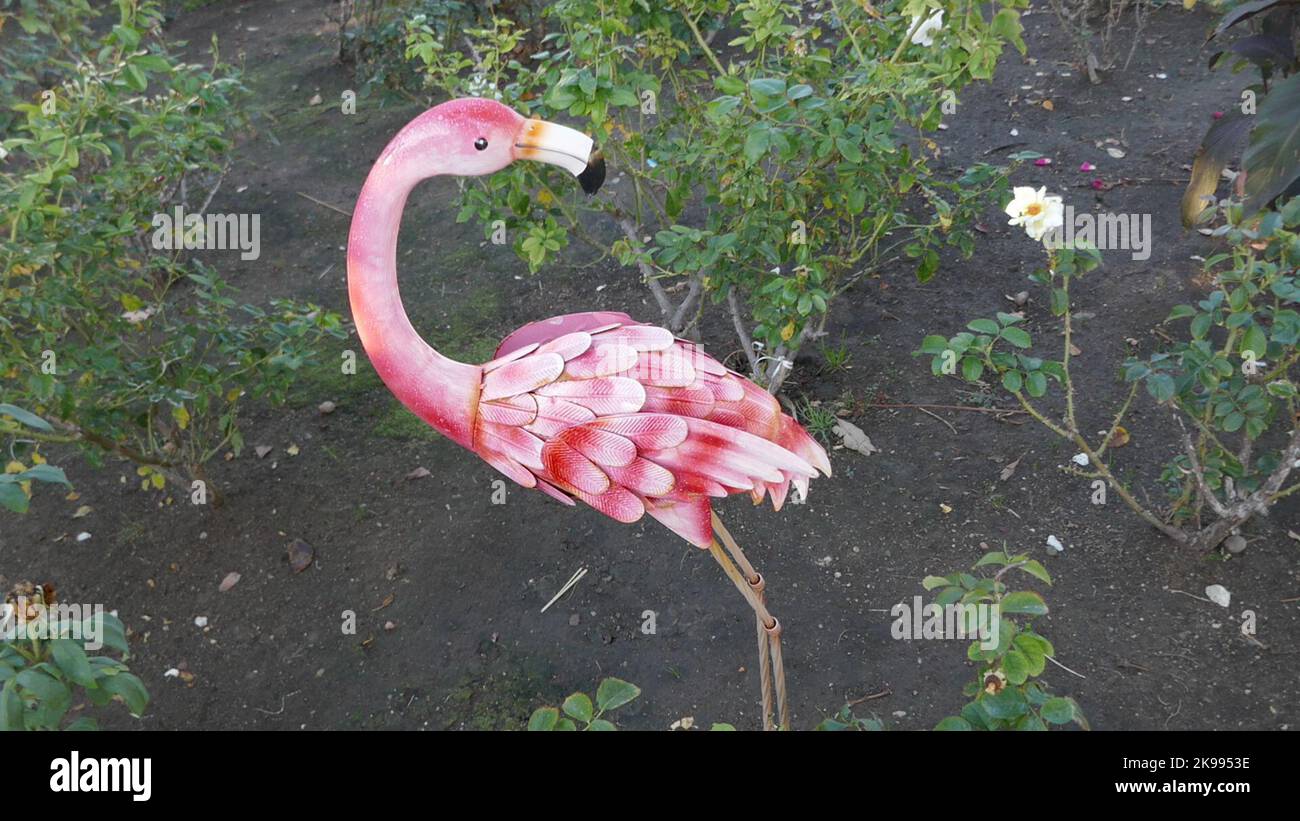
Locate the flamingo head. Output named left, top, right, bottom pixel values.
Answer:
left=424, top=97, right=605, bottom=194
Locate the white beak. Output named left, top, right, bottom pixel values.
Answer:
left=516, top=119, right=595, bottom=177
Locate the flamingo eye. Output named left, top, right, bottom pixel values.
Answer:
left=474, top=137, right=488, bottom=151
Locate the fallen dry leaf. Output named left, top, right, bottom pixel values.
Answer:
left=255, top=445, right=273, bottom=459
left=288, top=538, right=314, bottom=573
left=218, top=572, right=241, bottom=593
left=286, top=443, right=300, bottom=457
left=1205, top=584, right=1231, bottom=608
left=1000, top=455, right=1022, bottom=481
left=832, top=418, right=879, bottom=456
left=372, top=593, right=395, bottom=612
left=72, top=505, right=92, bottom=519
left=1107, top=426, right=1131, bottom=448
left=1041, top=99, right=1054, bottom=111
left=406, top=467, right=431, bottom=480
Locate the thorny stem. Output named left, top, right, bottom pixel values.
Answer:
left=891, top=13, right=928, bottom=63
left=1094, top=381, right=1138, bottom=461
left=679, top=9, right=726, bottom=76
left=1061, top=274, right=1077, bottom=431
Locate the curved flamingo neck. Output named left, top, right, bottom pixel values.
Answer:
left=347, top=121, right=481, bottom=450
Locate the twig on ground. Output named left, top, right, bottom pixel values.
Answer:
left=1046, top=655, right=1087, bottom=679
left=296, top=191, right=353, bottom=217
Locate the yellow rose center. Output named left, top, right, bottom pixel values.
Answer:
left=1025, top=203, right=1043, bottom=217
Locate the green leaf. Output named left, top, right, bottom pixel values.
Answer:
left=16, top=667, right=67, bottom=702
left=123, top=64, right=148, bottom=92
left=89, top=614, right=129, bottom=655
left=1002, top=649, right=1030, bottom=685
left=99, top=672, right=149, bottom=717
left=711, top=722, right=737, bottom=731
left=15, top=464, right=70, bottom=487
left=974, top=551, right=1009, bottom=568
left=111, top=24, right=141, bottom=49
left=743, top=129, right=771, bottom=165
left=561, top=692, right=594, bottom=723
left=1015, top=560, right=1052, bottom=585
left=587, top=719, right=617, bottom=731
left=1025, top=371, right=1048, bottom=397
left=130, top=54, right=173, bottom=73
left=0, top=483, right=29, bottom=513
left=968, top=319, right=1000, bottom=335
left=919, top=335, right=949, bottom=355
left=64, top=716, right=99, bottom=731
left=1146, top=372, right=1175, bottom=403
left=1041, top=697, right=1076, bottom=724
left=1241, top=324, right=1269, bottom=360
left=981, top=687, right=1028, bottom=720
left=1000, top=327, right=1032, bottom=348
left=0, top=404, right=53, bottom=431
left=960, top=700, right=992, bottom=730
left=0, top=680, right=23, bottom=730
left=748, top=77, right=787, bottom=98
left=527, top=706, right=559, bottom=731
left=835, top=137, right=862, bottom=164
left=1001, top=371, right=1023, bottom=393
left=921, top=575, right=951, bottom=590
left=50, top=640, right=96, bottom=688
left=1000, top=591, right=1049, bottom=616
left=961, top=357, right=984, bottom=382
left=1050, top=287, right=1069, bottom=316
left=595, top=677, right=641, bottom=711
left=934, top=716, right=973, bottom=731
left=1014, top=632, right=1054, bottom=675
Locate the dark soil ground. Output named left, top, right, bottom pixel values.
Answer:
left=4, top=0, right=1297, bottom=730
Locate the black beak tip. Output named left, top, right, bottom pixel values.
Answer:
left=578, top=150, right=606, bottom=195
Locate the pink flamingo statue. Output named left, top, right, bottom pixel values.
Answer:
left=347, top=98, right=830, bottom=730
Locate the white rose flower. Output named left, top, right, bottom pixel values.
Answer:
left=1005, top=186, right=1065, bottom=242
left=910, top=10, right=945, bottom=47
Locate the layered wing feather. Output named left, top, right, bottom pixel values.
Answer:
left=471, top=313, right=830, bottom=547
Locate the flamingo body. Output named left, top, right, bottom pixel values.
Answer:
left=472, top=311, right=831, bottom=547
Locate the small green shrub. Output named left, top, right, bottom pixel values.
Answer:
left=924, top=548, right=1087, bottom=731
left=919, top=197, right=1300, bottom=551
left=0, top=0, right=344, bottom=503
left=403, top=0, right=1025, bottom=392
left=1, top=582, right=147, bottom=731
left=527, top=677, right=640, bottom=730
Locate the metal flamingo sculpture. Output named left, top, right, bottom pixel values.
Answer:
left=347, top=98, right=831, bottom=729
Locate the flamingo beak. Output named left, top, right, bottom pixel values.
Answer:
left=516, top=119, right=605, bottom=194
